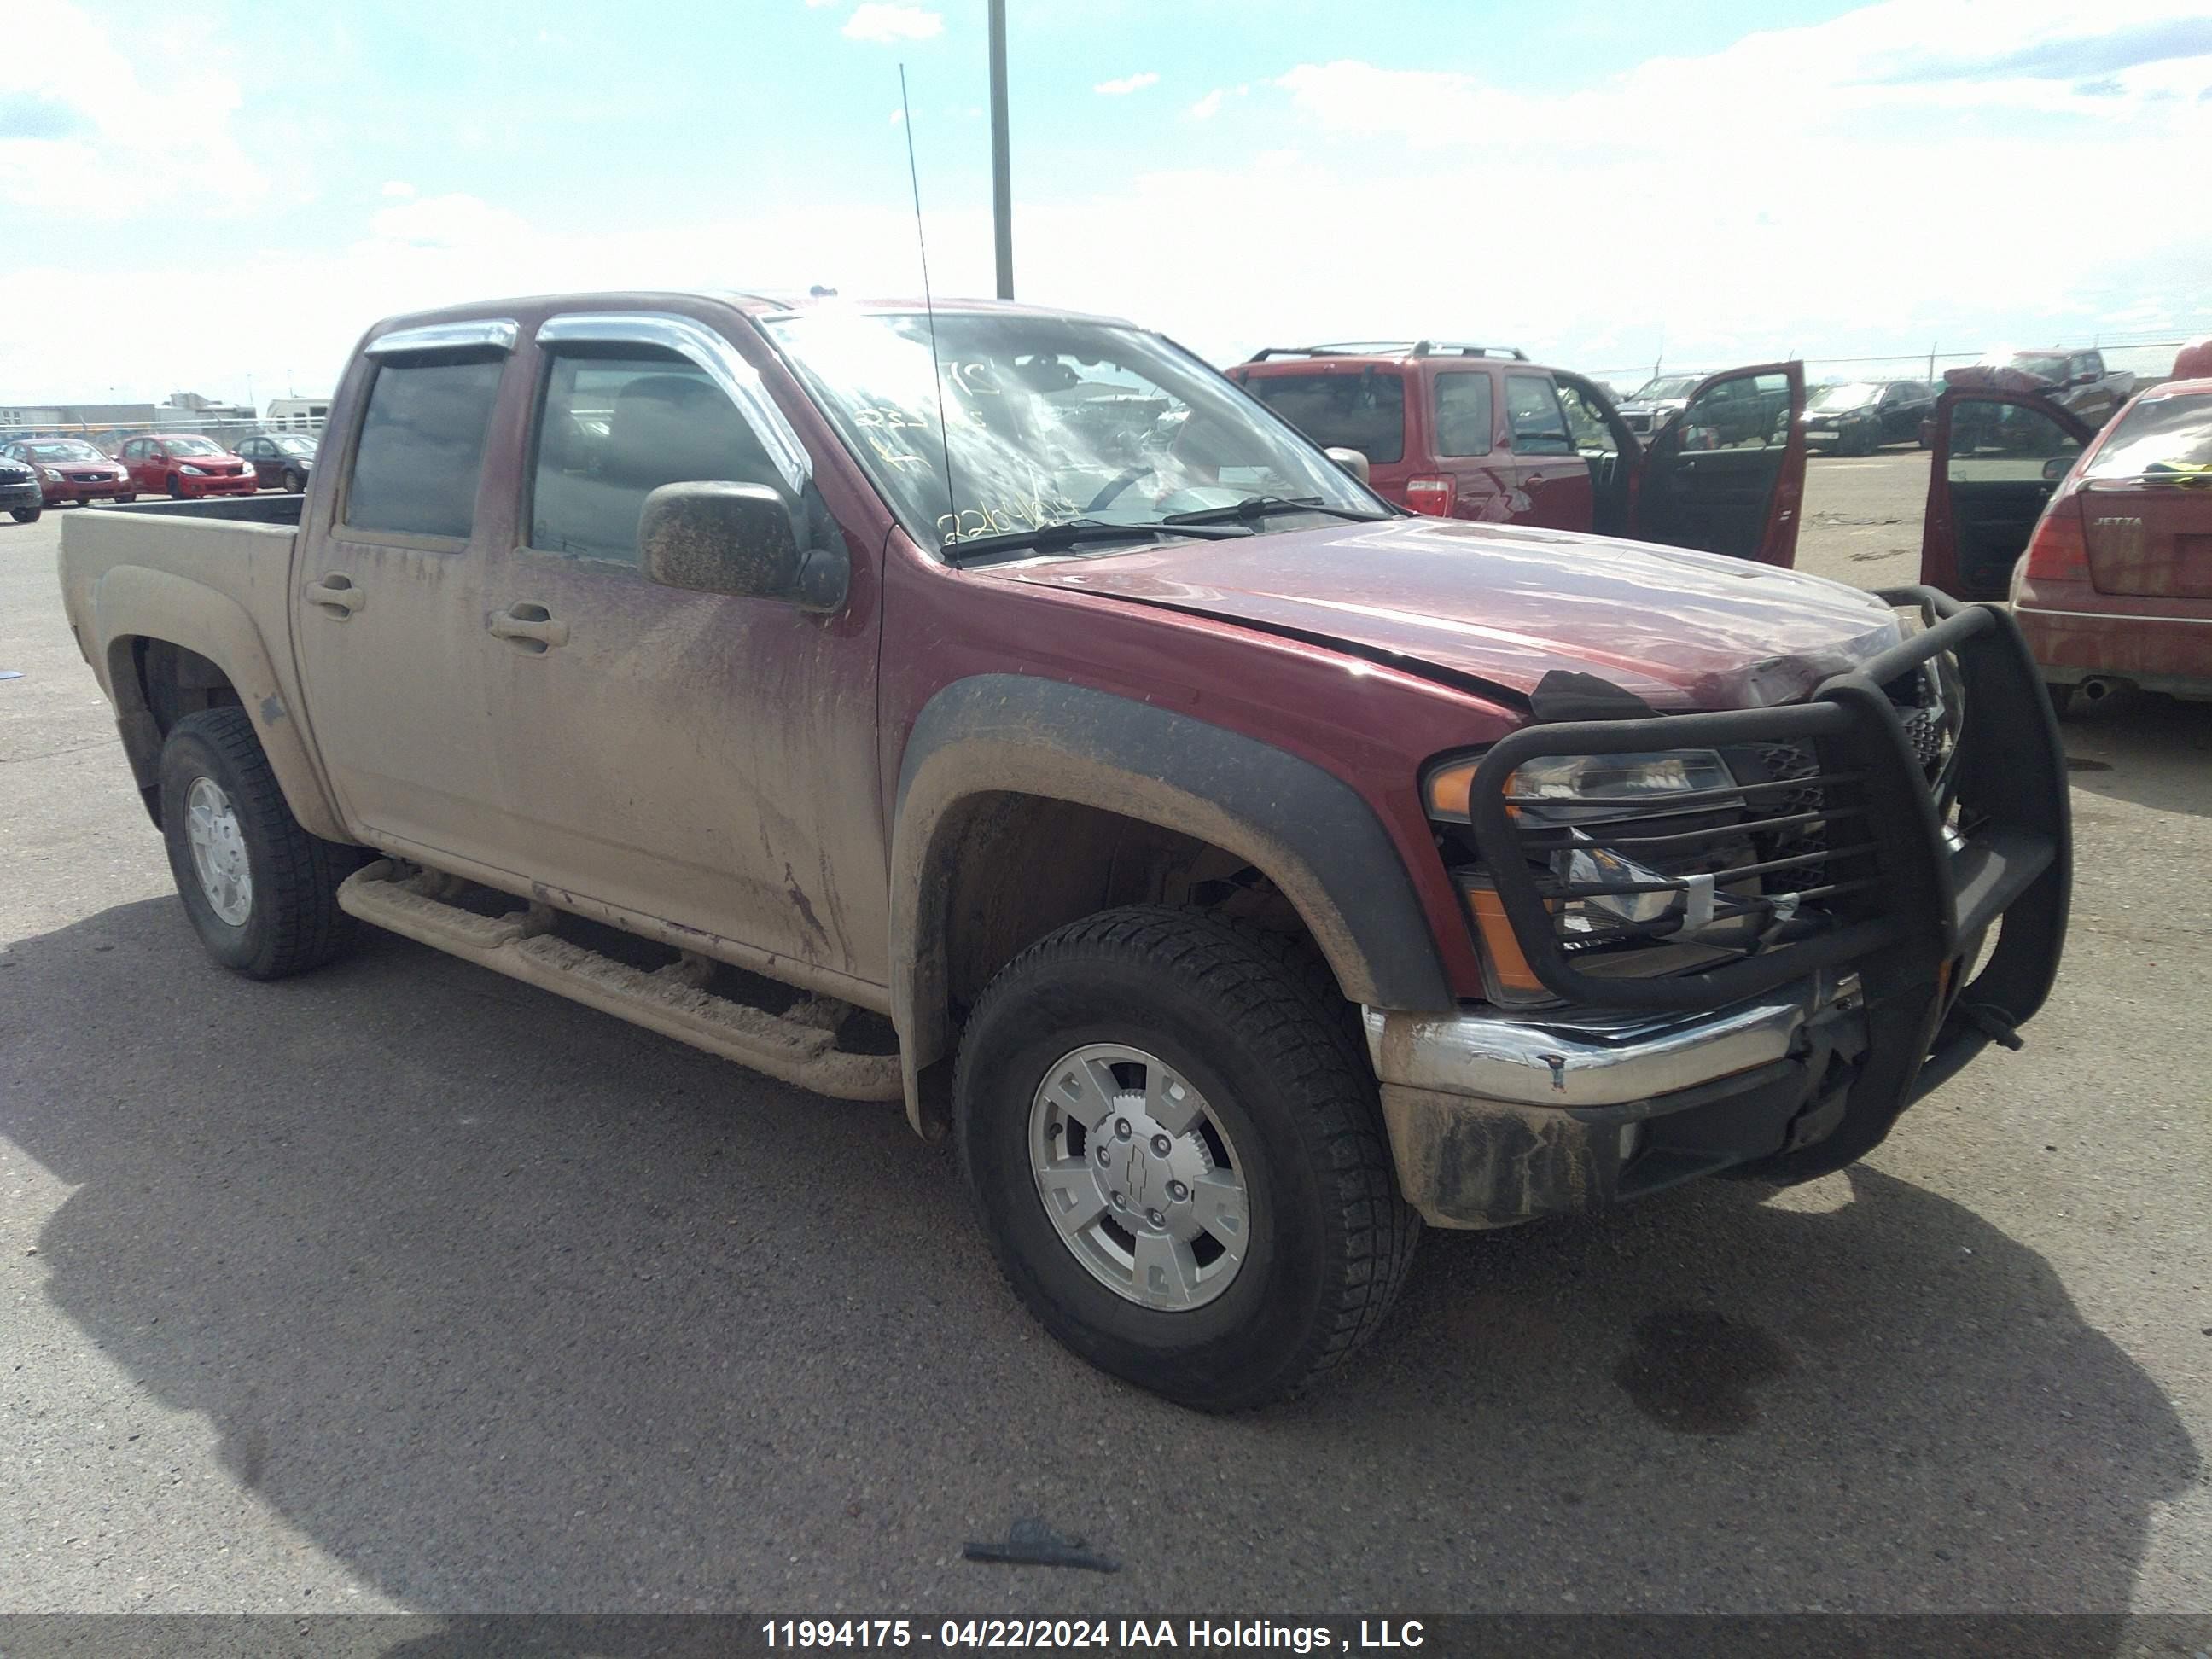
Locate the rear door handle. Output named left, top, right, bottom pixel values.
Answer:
left=488, top=602, right=569, bottom=651
left=305, top=574, right=364, bottom=616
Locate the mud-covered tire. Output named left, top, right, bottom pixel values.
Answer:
left=955, top=905, right=1418, bottom=1411
left=158, top=707, right=358, bottom=979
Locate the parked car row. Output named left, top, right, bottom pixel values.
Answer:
left=0, top=430, right=317, bottom=516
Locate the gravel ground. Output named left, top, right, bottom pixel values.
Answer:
left=2, top=457, right=2205, bottom=1621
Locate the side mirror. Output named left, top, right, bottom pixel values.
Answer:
left=1324, top=445, right=1371, bottom=485
left=637, top=480, right=847, bottom=612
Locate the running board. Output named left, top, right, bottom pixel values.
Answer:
left=336, top=860, right=902, bottom=1101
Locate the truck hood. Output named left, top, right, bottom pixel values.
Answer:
left=985, top=516, right=1904, bottom=710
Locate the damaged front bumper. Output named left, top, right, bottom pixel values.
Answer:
left=1371, top=589, right=2070, bottom=1229
left=1365, top=972, right=1870, bottom=1227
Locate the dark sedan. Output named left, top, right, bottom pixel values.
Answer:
left=1801, top=379, right=1935, bottom=455
left=235, top=433, right=318, bottom=492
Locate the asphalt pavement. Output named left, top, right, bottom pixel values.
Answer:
left=3, top=455, right=2206, bottom=1618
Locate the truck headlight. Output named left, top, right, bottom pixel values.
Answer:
left=1423, top=748, right=1734, bottom=823
left=1424, top=748, right=1764, bottom=1004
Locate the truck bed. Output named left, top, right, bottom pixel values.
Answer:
left=56, top=492, right=341, bottom=840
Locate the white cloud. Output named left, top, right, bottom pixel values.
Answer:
left=380, top=180, right=416, bottom=199
left=366, top=192, right=537, bottom=252
left=0, top=1, right=263, bottom=218
left=1095, top=72, right=1160, bottom=96
left=1186, top=89, right=1224, bottom=119
left=3, top=0, right=2206, bottom=403
left=841, top=3, right=941, bottom=43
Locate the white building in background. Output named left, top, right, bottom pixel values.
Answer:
left=266, top=397, right=332, bottom=432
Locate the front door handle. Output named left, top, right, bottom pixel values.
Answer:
left=488, top=602, right=569, bottom=652
left=305, top=574, right=364, bottom=616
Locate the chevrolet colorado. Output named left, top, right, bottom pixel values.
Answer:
left=56, top=290, right=2070, bottom=1408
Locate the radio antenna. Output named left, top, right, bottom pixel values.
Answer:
left=899, top=65, right=959, bottom=544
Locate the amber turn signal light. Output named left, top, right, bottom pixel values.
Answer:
left=1423, top=758, right=1481, bottom=820
left=1462, top=882, right=1546, bottom=995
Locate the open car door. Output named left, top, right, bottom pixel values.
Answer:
left=1920, top=370, right=2097, bottom=602
left=1628, top=361, right=1805, bottom=566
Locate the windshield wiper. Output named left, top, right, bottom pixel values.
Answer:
left=944, top=518, right=1253, bottom=566
left=1159, top=495, right=1396, bottom=527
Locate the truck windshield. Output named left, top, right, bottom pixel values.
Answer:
left=2084, top=393, right=2212, bottom=479
left=762, top=310, right=1382, bottom=551
left=1632, top=375, right=1700, bottom=401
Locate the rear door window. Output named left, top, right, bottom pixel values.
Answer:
left=1245, top=370, right=1405, bottom=464
left=1432, top=372, right=1494, bottom=457
left=344, top=355, right=505, bottom=539
left=1504, top=374, right=1574, bottom=456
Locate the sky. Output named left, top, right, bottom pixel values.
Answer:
left=3, top=0, right=2209, bottom=406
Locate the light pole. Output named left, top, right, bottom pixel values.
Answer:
left=988, top=0, right=1013, bottom=300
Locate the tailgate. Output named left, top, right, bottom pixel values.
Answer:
left=2081, top=480, right=2212, bottom=600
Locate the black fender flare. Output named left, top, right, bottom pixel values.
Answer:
left=889, top=674, right=1452, bottom=1133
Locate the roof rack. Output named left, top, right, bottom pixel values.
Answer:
left=1245, top=340, right=1529, bottom=363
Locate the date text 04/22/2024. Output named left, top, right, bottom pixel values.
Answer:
left=760, top=1621, right=1429, bottom=1651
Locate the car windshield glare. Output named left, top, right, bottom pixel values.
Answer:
left=1633, top=376, right=1699, bottom=402
left=276, top=438, right=317, bottom=455
left=2085, top=393, right=2212, bottom=479
left=763, top=310, right=1378, bottom=551
left=1809, top=383, right=1883, bottom=410
left=24, top=441, right=103, bottom=460
left=164, top=437, right=224, bottom=456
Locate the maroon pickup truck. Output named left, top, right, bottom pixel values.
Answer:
left=57, top=290, right=2070, bottom=1408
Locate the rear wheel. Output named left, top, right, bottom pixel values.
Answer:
left=115, top=492, right=136, bottom=504
left=158, top=707, right=358, bottom=979
left=955, top=905, right=1417, bottom=1410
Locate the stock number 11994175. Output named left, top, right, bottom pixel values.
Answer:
left=763, top=1621, right=1121, bottom=1648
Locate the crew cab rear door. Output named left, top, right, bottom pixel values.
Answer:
left=1919, top=376, right=2096, bottom=601
left=1627, top=361, right=1805, bottom=565
left=289, top=321, right=513, bottom=869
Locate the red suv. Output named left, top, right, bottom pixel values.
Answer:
left=116, top=434, right=257, bottom=499
left=1229, top=341, right=1807, bottom=566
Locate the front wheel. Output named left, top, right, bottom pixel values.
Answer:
left=166, top=474, right=185, bottom=499
left=158, top=706, right=359, bottom=978
left=955, top=906, right=1418, bottom=1410
left=9, top=506, right=38, bottom=524
left=282, top=469, right=303, bottom=492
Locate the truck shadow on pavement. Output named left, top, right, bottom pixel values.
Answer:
left=2, top=898, right=2199, bottom=1619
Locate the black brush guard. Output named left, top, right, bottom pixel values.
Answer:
left=1467, top=588, right=2069, bottom=1162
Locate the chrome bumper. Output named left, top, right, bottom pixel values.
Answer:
left=1361, top=974, right=1870, bottom=1230
left=1364, top=970, right=1860, bottom=1109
